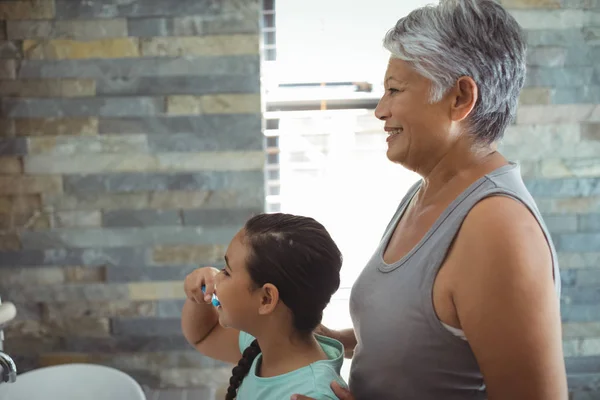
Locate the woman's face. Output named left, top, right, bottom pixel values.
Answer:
left=214, top=229, right=262, bottom=331
left=375, top=58, right=457, bottom=171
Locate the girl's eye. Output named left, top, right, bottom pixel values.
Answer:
left=223, top=270, right=230, bottom=277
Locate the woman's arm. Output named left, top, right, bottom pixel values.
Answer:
left=448, top=196, right=568, bottom=400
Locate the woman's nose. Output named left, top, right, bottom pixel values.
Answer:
left=374, top=97, right=390, bottom=121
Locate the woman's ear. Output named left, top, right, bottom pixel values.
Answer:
left=257, top=283, right=280, bottom=315
left=449, top=76, right=478, bottom=122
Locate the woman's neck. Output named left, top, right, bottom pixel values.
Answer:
left=253, top=330, right=327, bottom=378
left=418, top=141, right=506, bottom=201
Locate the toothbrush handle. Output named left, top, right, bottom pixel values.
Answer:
left=201, top=285, right=220, bottom=307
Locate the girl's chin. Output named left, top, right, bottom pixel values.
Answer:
left=217, top=310, right=232, bottom=329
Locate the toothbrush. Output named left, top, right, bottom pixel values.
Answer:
left=201, top=285, right=221, bottom=307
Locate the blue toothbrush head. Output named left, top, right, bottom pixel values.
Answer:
left=201, top=285, right=221, bottom=307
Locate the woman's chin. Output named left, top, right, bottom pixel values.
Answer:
left=386, top=148, right=406, bottom=164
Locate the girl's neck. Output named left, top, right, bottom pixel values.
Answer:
left=254, top=331, right=327, bottom=378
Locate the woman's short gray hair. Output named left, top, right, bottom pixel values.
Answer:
left=383, top=0, right=526, bottom=143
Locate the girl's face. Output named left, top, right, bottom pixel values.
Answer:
left=214, top=229, right=264, bottom=331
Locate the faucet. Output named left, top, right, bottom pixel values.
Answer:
left=0, top=352, right=16, bottom=383
left=0, top=296, right=17, bottom=384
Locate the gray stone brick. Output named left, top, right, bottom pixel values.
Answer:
left=182, top=388, right=217, bottom=400
left=569, top=373, right=600, bottom=395
left=0, top=250, right=46, bottom=267
left=561, top=0, right=600, bottom=8
left=553, top=87, right=600, bottom=104
left=156, top=299, right=187, bottom=317
left=0, top=247, right=149, bottom=267
left=63, top=170, right=264, bottom=193
left=6, top=19, right=128, bottom=40
left=0, top=267, right=67, bottom=287
left=201, top=14, right=259, bottom=35
left=525, top=29, right=588, bottom=46
left=562, top=269, right=579, bottom=287
left=525, top=67, right=595, bottom=88
left=579, top=214, right=600, bottom=231
left=96, top=350, right=215, bottom=371
left=111, top=317, right=183, bottom=336
left=587, top=27, right=600, bottom=45
left=43, top=300, right=156, bottom=319
left=568, top=45, right=597, bottom=66
left=62, top=335, right=190, bottom=353
left=559, top=252, right=600, bottom=268
left=54, top=0, right=247, bottom=19
left=0, top=59, right=16, bottom=79
left=1, top=97, right=165, bottom=118
left=129, top=14, right=258, bottom=37
left=528, top=46, right=594, bottom=68
left=562, top=304, right=600, bottom=322
left=0, top=21, right=5, bottom=41
left=147, top=131, right=262, bottom=152
left=5, top=301, right=42, bottom=321
left=106, top=265, right=198, bottom=282
left=139, top=115, right=264, bottom=152
left=525, top=178, right=600, bottom=198
left=97, top=75, right=259, bottom=96
left=183, top=207, right=260, bottom=226
left=593, top=46, right=600, bottom=63
left=100, top=112, right=260, bottom=135
left=558, top=233, right=600, bottom=252
left=20, top=226, right=240, bottom=249
left=526, top=47, right=566, bottom=68
left=158, top=366, right=230, bottom=388
left=0, top=138, right=26, bottom=155
left=0, top=283, right=129, bottom=303
left=29, top=134, right=149, bottom=156
left=577, top=269, right=600, bottom=287
left=18, top=55, right=259, bottom=79
left=43, top=189, right=264, bottom=212
left=153, top=388, right=186, bottom=400
left=125, top=370, right=162, bottom=389
left=103, top=210, right=181, bottom=227
left=127, top=18, right=173, bottom=37
left=566, top=356, right=600, bottom=374
left=4, top=338, right=62, bottom=356
left=571, top=389, right=600, bottom=400
left=0, top=40, right=21, bottom=59
left=543, top=214, right=579, bottom=233
left=540, top=158, right=600, bottom=179
left=0, top=119, right=15, bottom=136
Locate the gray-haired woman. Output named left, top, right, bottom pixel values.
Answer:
left=292, top=0, right=568, bottom=399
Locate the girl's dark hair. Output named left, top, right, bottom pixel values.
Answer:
left=225, top=213, right=343, bottom=400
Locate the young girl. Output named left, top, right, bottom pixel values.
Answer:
left=181, top=213, right=347, bottom=400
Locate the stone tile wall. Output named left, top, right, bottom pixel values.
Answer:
left=0, top=0, right=263, bottom=391
left=499, top=0, right=600, bottom=397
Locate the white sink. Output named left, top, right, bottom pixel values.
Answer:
left=0, top=303, right=16, bottom=327
left=0, top=363, right=147, bottom=400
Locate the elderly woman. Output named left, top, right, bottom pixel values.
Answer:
left=292, top=0, right=568, bottom=399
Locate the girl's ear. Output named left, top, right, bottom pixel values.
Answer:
left=257, top=283, right=279, bottom=315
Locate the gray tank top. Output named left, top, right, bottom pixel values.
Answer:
left=348, top=162, right=561, bottom=400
